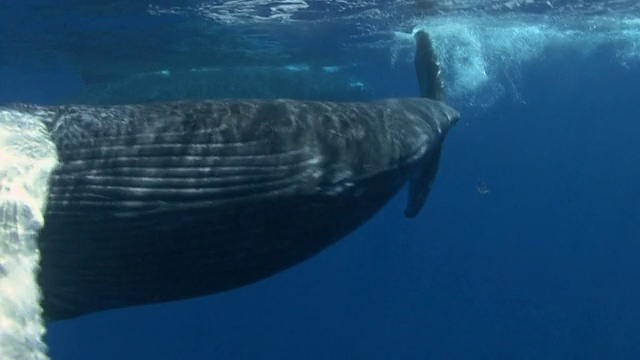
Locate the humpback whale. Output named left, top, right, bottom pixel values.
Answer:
left=2, top=31, right=460, bottom=323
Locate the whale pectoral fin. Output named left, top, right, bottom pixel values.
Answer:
left=404, top=143, right=443, bottom=218
left=414, top=30, right=445, bottom=101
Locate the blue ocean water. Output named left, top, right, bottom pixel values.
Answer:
left=1, top=1, right=639, bottom=359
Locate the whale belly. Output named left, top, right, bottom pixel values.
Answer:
left=35, top=99, right=426, bottom=320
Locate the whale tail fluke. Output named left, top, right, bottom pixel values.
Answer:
left=414, top=30, right=445, bottom=101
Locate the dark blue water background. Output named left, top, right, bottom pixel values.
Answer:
left=1, top=1, right=639, bottom=359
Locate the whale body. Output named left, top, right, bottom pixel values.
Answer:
left=5, top=31, right=460, bottom=320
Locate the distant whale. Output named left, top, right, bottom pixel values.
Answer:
left=9, top=31, right=460, bottom=320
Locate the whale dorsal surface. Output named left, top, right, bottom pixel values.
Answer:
left=24, top=30, right=460, bottom=320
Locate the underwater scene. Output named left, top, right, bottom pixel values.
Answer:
left=1, top=0, right=639, bottom=359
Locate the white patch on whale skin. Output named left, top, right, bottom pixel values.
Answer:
left=0, top=108, right=58, bottom=360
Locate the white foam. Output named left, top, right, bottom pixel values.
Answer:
left=0, top=108, right=58, bottom=360
left=390, top=13, right=640, bottom=106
